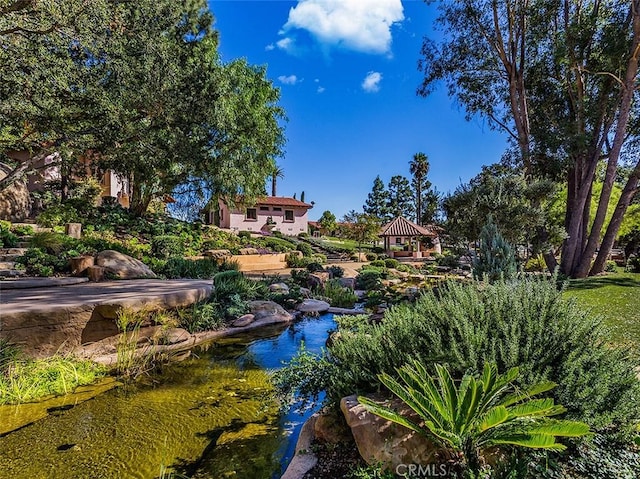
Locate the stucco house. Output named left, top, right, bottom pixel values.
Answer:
left=217, top=196, right=313, bottom=235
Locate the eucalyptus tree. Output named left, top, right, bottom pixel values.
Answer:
left=419, top=0, right=640, bottom=277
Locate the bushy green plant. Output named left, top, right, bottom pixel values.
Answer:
left=306, top=261, right=325, bottom=273
left=28, top=231, right=77, bottom=255
left=605, top=260, right=617, bottom=272
left=36, top=203, right=81, bottom=227
left=369, top=259, right=386, bottom=268
left=10, top=224, right=34, bottom=236
left=628, top=255, right=640, bottom=273
left=360, top=362, right=590, bottom=474
left=177, top=302, right=225, bottom=333
left=298, top=232, right=309, bottom=238
left=384, top=258, right=400, bottom=269
left=151, top=235, right=185, bottom=259
left=238, top=230, right=252, bottom=241
left=154, top=257, right=218, bottom=279
left=365, top=252, right=378, bottom=261
left=524, top=255, right=546, bottom=272
left=286, top=253, right=308, bottom=268
left=321, top=279, right=357, bottom=308
left=296, top=242, right=313, bottom=257
left=290, top=268, right=311, bottom=287
left=211, top=270, right=263, bottom=320
left=313, top=253, right=327, bottom=264
left=355, top=270, right=384, bottom=290
left=347, top=463, right=395, bottom=479
left=435, top=251, right=460, bottom=268
left=473, top=217, right=517, bottom=281
left=0, top=220, right=18, bottom=247
left=334, top=314, right=371, bottom=332
left=284, top=277, right=640, bottom=436
left=327, top=265, right=344, bottom=278
left=256, top=236, right=296, bottom=253
left=16, top=248, right=67, bottom=276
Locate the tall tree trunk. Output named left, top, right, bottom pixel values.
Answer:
left=271, top=176, right=276, bottom=197
left=575, top=8, right=640, bottom=276
left=591, top=162, right=640, bottom=274
left=416, top=180, right=422, bottom=225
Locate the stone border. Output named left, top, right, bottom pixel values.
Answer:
left=0, top=277, right=89, bottom=290
left=281, top=414, right=319, bottom=479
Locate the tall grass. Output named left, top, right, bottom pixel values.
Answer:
left=115, top=307, right=156, bottom=380
left=0, top=341, right=104, bottom=405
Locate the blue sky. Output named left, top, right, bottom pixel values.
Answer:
left=209, top=0, right=509, bottom=220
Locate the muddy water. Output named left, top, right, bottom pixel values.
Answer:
left=0, top=314, right=336, bottom=479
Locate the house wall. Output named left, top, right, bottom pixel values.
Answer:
left=218, top=199, right=309, bottom=235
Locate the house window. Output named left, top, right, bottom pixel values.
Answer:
left=259, top=206, right=269, bottom=211
left=395, top=237, right=402, bottom=244
left=246, top=208, right=257, bottom=220
left=273, top=207, right=282, bottom=212
left=284, top=210, right=294, bottom=222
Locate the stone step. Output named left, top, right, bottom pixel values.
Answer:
left=0, top=269, right=26, bottom=278
left=0, top=261, right=17, bottom=270
left=0, top=248, right=28, bottom=255
left=0, top=254, right=24, bottom=262
left=16, top=241, right=31, bottom=249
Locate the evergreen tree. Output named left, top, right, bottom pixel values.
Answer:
left=409, top=152, right=430, bottom=224
left=473, top=216, right=517, bottom=282
left=387, top=175, right=415, bottom=219
left=363, top=176, right=390, bottom=220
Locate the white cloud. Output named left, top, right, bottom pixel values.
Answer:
left=278, top=75, right=299, bottom=85
left=317, top=86, right=326, bottom=93
left=362, top=71, right=382, bottom=92
left=265, top=43, right=275, bottom=51
left=278, top=0, right=404, bottom=55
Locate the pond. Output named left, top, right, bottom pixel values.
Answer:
left=0, top=314, right=336, bottom=479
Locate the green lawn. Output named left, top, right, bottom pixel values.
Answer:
left=564, top=272, right=640, bottom=345
left=319, top=237, right=376, bottom=250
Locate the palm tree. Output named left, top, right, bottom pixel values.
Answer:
left=409, top=152, right=429, bottom=224
left=269, top=164, right=284, bottom=197
left=359, top=362, right=590, bottom=473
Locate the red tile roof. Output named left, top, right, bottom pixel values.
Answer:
left=223, top=196, right=313, bottom=209
left=379, top=216, right=439, bottom=237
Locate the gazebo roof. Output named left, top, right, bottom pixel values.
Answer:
left=379, top=216, right=438, bottom=237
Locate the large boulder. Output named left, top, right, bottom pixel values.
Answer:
left=248, top=300, right=293, bottom=324
left=340, top=394, right=450, bottom=472
left=297, top=299, right=330, bottom=314
left=0, top=163, right=30, bottom=221
left=95, top=250, right=157, bottom=279
left=268, top=282, right=290, bottom=293
left=307, top=271, right=330, bottom=289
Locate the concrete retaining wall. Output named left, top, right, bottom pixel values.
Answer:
left=228, top=253, right=288, bottom=272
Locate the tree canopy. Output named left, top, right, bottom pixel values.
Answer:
left=0, top=0, right=286, bottom=216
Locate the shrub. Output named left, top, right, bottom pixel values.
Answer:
left=257, top=236, right=296, bottom=253
left=16, top=248, right=67, bottom=276
left=306, top=261, right=325, bottom=273
left=11, top=224, right=34, bottom=236
left=312, top=253, right=327, bottom=264
left=473, top=217, right=517, bottom=281
left=628, top=255, right=640, bottom=273
left=154, top=257, right=218, bottom=279
left=355, top=270, right=384, bottom=291
left=151, top=235, right=184, bottom=259
left=211, top=270, right=263, bottom=319
left=296, top=242, right=314, bottom=257
left=286, top=253, right=308, bottom=268
left=327, top=265, right=344, bottom=278
left=434, top=251, right=460, bottom=268
left=321, top=279, right=357, bottom=308
left=298, top=232, right=310, bottom=238
left=369, top=259, right=386, bottom=268
left=238, top=230, right=252, bottom=241
left=176, top=302, right=225, bottom=333
left=36, top=203, right=80, bottom=227
left=524, top=255, right=546, bottom=272
left=290, top=268, right=311, bottom=287
left=0, top=221, right=18, bottom=248
left=365, top=252, right=378, bottom=261
left=605, top=260, right=617, bottom=272
left=384, top=258, right=399, bottom=269
left=28, top=232, right=76, bottom=255
left=285, top=276, right=640, bottom=436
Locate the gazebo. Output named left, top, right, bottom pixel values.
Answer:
left=379, top=216, right=441, bottom=258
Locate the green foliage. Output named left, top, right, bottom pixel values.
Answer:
left=153, top=257, right=218, bottom=279
left=321, top=279, right=357, bottom=308
left=289, top=277, right=640, bottom=436
left=365, top=252, right=378, bottom=261
left=296, top=242, right=313, bottom=257
left=369, top=259, right=386, bottom=268
left=473, top=217, right=517, bottom=282
left=363, top=176, right=391, bottom=221
left=327, top=265, right=344, bottom=278
left=211, top=270, right=263, bottom=320
left=386, top=175, right=415, bottom=219
left=28, top=232, right=76, bottom=255
left=255, top=236, right=296, bottom=253
left=0, top=341, right=104, bottom=405
left=10, top=224, right=34, bottom=236
left=524, top=255, right=546, bottom=272
left=318, top=210, right=337, bottom=233
left=360, top=362, right=590, bottom=473
left=290, top=268, right=311, bottom=287
left=435, top=251, right=460, bottom=268
left=151, top=235, right=185, bottom=259
left=176, top=302, right=225, bottom=333
left=16, top=248, right=68, bottom=276
left=605, top=260, right=617, bottom=272
left=384, top=258, right=400, bottom=269
left=347, top=463, right=395, bottom=479
left=238, top=230, right=252, bottom=241
left=36, top=203, right=81, bottom=228
left=306, top=261, right=325, bottom=273
left=0, top=220, right=18, bottom=247
left=355, top=270, right=385, bottom=291
left=334, top=314, right=371, bottom=332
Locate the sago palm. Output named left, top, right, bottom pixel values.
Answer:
left=359, top=362, right=590, bottom=472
